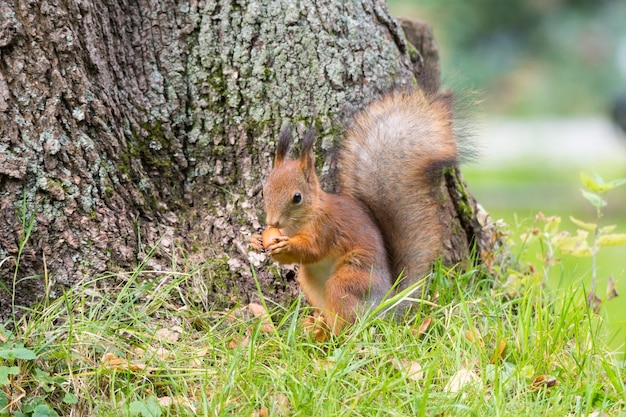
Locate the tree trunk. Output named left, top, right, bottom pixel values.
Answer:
left=0, top=0, right=495, bottom=319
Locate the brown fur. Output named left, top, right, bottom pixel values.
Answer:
left=252, top=90, right=457, bottom=340
left=338, top=90, right=457, bottom=292
left=256, top=128, right=391, bottom=340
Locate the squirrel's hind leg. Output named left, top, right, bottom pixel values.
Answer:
left=320, top=266, right=383, bottom=340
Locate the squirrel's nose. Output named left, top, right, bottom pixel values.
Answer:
left=266, top=218, right=280, bottom=229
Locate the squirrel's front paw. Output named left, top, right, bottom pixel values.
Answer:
left=265, top=236, right=289, bottom=257
left=248, top=234, right=264, bottom=252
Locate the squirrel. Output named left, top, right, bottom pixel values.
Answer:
left=250, top=89, right=458, bottom=341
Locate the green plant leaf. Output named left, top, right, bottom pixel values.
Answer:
left=580, top=172, right=609, bottom=192
left=597, top=234, right=626, bottom=247
left=0, top=390, right=7, bottom=409
left=34, top=368, right=56, bottom=391
left=569, top=216, right=596, bottom=232
left=32, top=404, right=59, bottom=417
left=600, top=225, right=617, bottom=234
left=63, top=392, right=78, bottom=405
left=606, top=177, right=626, bottom=190
left=0, top=366, right=19, bottom=385
left=14, top=347, right=37, bottom=360
left=130, top=397, right=161, bottom=417
left=543, top=216, right=561, bottom=235
left=552, top=230, right=592, bottom=257
left=0, top=345, right=37, bottom=361
left=580, top=189, right=607, bottom=208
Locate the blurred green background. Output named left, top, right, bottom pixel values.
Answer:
left=388, top=0, right=626, bottom=352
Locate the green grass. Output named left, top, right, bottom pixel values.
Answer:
left=1, top=165, right=625, bottom=416
left=1, top=257, right=625, bottom=416
left=464, top=164, right=626, bottom=354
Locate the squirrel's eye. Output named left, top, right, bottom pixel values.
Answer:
left=292, top=192, right=302, bottom=204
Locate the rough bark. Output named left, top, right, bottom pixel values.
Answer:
left=0, top=0, right=496, bottom=319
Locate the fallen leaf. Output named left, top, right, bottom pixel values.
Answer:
left=247, top=303, right=274, bottom=332
left=189, top=357, right=203, bottom=368
left=101, top=352, right=126, bottom=368
left=228, top=335, right=249, bottom=349
left=158, top=396, right=197, bottom=413
left=587, top=291, right=602, bottom=313
left=444, top=369, right=482, bottom=393
left=465, top=328, right=484, bottom=347
left=247, top=302, right=265, bottom=317
left=155, top=326, right=183, bottom=343
left=606, top=275, right=619, bottom=300
left=273, top=392, right=290, bottom=415
left=391, top=358, right=424, bottom=381
left=158, top=397, right=173, bottom=407
left=101, top=352, right=149, bottom=372
left=196, top=347, right=209, bottom=357
left=490, top=339, right=507, bottom=364
left=530, top=375, right=559, bottom=390
left=312, top=358, right=334, bottom=371
left=251, top=406, right=269, bottom=417
left=414, top=317, right=433, bottom=339
left=127, top=362, right=147, bottom=372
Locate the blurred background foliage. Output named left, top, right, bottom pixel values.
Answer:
left=388, top=0, right=626, bottom=353
left=389, top=0, right=626, bottom=116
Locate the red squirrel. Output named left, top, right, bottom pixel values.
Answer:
left=251, top=89, right=458, bottom=341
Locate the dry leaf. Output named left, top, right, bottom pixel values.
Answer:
left=158, top=396, right=197, bottom=413
left=134, top=346, right=172, bottom=361
left=490, top=339, right=507, bottom=364
left=154, top=347, right=171, bottom=360
left=391, top=358, right=424, bottom=381
left=247, top=302, right=265, bottom=317
left=530, top=375, right=559, bottom=390
left=465, top=328, right=484, bottom=347
left=189, top=357, right=203, bottom=368
left=273, top=392, right=290, bottom=415
left=444, top=369, right=481, bottom=393
left=101, top=352, right=148, bottom=372
left=228, top=335, right=249, bottom=349
left=196, top=347, right=209, bottom=357
left=156, top=326, right=183, bottom=343
left=414, top=317, right=433, bottom=339
left=247, top=303, right=274, bottom=332
left=101, top=352, right=126, bottom=368
left=127, top=362, right=147, bottom=372
left=606, top=275, right=619, bottom=300
left=587, top=291, right=602, bottom=313
left=158, top=397, right=174, bottom=407
left=313, top=358, right=334, bottom=371
left=251, top=406, right=269, bottom=417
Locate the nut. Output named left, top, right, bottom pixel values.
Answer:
left=261, top=227, right=282, bottom=249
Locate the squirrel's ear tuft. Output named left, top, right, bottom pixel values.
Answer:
left=300, top=128, right=317, bottom=180
left=301, top=128, right=317, bottom=156
left=275, top=126, right=293, bottom=166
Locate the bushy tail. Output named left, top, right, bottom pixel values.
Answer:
left=338, top=90, right=458, bottom=290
